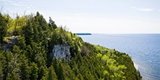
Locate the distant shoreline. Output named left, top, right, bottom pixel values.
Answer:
left=75, top=33, right=92, bottom=35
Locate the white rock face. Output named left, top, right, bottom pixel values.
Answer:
left=51, top=44, right=71, bottom=59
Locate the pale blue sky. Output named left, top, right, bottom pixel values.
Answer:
left=0, top=0, right=160, bottom=33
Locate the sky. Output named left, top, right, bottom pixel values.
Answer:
left=0, top=0, right=160, bottom=34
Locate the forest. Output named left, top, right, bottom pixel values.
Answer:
left=0, top=12, right=141, bottom=80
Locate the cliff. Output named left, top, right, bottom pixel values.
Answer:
left=0, top=12, right=141, bottom=80
left=51, top=44, right=71, bottom=60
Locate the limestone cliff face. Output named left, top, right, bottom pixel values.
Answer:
left=51, top=44, right=71, bottom=60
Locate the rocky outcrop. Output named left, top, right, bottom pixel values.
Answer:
left=3, top=36, right=18, bottom=51
left=51, top=44, right=71, bottom=60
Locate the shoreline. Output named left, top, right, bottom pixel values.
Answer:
left=133, top=62, right=139, bottom=70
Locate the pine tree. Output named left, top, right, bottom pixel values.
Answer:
left=30, top=63, right=38, bottom=80
left=19, top=55, right=30, bottom=80
left=49, top=17, right=57, bottom=29
left=0, top=13, right=7, bottom=44
left=48, top=65, right=58, bottom=80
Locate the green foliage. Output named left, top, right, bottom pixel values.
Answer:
left=49, top=17, right=57, bottom=29
left=0, top=13, right=8, bottom=43
left=30, top=63, right=38, bottom=80
left=48, top=65, right=57, bottom=80
left=0, top=12, right=141, bottom=80
left=7, top=16, right=28, bottom=35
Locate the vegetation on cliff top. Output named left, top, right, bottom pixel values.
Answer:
left=0, top=12, right=141, bottom=80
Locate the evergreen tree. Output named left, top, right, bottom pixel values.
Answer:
left=23, top=20, right=34, bottom=45
left=0, top=13, right=7, bottom=44
left=0, top=51, right=4, bottom=80
left=3, top=51, right=20, bottom=80
left=0, top=12, right=141, bottom=80
left=19, top=55, right=30, bottom=80
left=49, top=17, right=57, bottom=29
left=30, top=63, right=38, bottom=80
left=48, top=65, right=58, bottom=80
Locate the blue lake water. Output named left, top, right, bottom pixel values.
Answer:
left=79, top=34, right=160, bottom=80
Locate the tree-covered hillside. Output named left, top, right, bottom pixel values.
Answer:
left=0, top=12, right=141, bottom=80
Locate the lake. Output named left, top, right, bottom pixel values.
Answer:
left=79, top=34, right=160, bottom=80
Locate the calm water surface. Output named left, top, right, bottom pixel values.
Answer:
left=79, top=34, right=160, bottom=80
